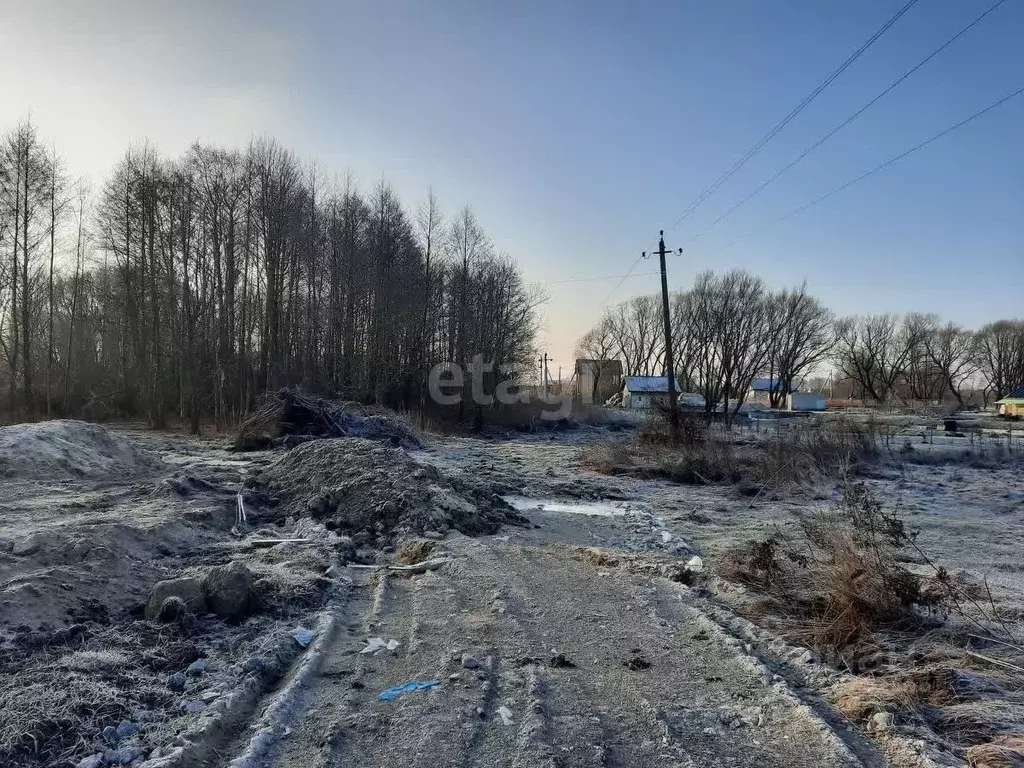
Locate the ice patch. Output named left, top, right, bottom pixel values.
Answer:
left=502, top=495, right=636, bottom=517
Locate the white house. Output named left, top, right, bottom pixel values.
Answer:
left=622, top=376, right=705, bottom=410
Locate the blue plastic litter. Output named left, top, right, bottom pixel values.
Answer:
left=378, top=680, right=440, bottom=701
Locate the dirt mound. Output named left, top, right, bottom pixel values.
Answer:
left=254, top=438, right=525, bottom=542
left=0, top=420, right=162, bottom=481
left=234, top=389, right=421, bottom=451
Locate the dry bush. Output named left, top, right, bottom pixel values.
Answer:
left=584, top=407, right=737, bottom=485
left=752, top=418, right=877, bottom=487
left=582, top=437, right=738, bottom=484
left=637, top=404, right=710, bottom=447
left=717, top=482, right=931, bottom=662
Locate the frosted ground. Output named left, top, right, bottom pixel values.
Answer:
left=0, top=416, right=1021, bottom=767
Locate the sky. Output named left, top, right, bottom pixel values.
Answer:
left=1, top=0, right=1022, bottom=375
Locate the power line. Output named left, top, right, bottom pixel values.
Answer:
left=542, top=270, right=659, bottom=286
left=686, top=0, right=1009, bottom=244
left=597, top=254, right=645, bottom=307
left=712, top=83, right=1024, bottom=254
left=662, top=0, right=921, bottom=237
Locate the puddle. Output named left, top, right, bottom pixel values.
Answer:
left=502, top=495, right=640, bottom=517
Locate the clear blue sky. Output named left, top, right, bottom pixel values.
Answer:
left=2, top=0, right=1021, bottom=370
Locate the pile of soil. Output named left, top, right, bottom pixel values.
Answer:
left=253, top=438, right=525, bottom=542
left=0, top=420, right=162, bottom=480
left=234, top=389, right=421, bottom=451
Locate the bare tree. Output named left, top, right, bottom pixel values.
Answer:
left=976, top=319, right=1024, bottom=402
left=574, top=314, right=618, bottom=403
left=924, top=322, right=979, bottom=405
left=834, top=314, right=926, bottom=403
left=763, top=283, right=836, bottom=407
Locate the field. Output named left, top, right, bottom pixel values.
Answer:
left=1, top=411, right=1023, bottom=768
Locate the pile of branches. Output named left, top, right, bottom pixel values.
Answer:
left=234, top=389, right=420, bottom=451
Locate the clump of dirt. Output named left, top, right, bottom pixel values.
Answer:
left=254, top=438, right=525, bottom=542
left=0, top=420, right=163, bottom=480
left=395, top=538, right=438, bottom=565
left=234, top=388, right=421, bottom=451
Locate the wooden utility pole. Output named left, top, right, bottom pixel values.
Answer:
left=643, top=231, right=682, bottom=440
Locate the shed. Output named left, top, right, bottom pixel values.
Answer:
left=787, top=392, right=826, bottom=412
left=996, top=386, right=1024, bottom=418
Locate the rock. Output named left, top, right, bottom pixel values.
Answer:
left=475, top=706, right=486, bottom=718
left=76, top=754, right=104, bottom=768
left=149, top=747, right=163, bottom=759
left=186, top=658, right=207, bottom=677
left=101, top=725, right=119, bottom=744
left=448, top=673, right=461, bottom=681
left=167, top=671, right=187, bottom=691
left=242, top=657, right=265, bottom=674
left=798, top=649, right=818, bottom=664
left=12, top=533, right=46, bottom=556
left=203, top=561, right=254, bottom=620
left=461, top=655, right=479, bottom=669
left=182, top=699, right=206, bottom=714
left=870, top=712, right=894, bottom=733
left=115, top=720, right=138, bottom=740
left=145, top=576, right=206, bottom=621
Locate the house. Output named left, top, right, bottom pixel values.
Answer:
left=996, top=386, right=1024, bottom=418
left=622, top=376, right=705, bottom=410
left=575, top=359, right=623, bottom=403
left=748, top=377, right=798, bottom=407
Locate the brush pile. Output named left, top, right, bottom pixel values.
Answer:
left=234, top=388, right=420, bottom=451
left=252, top=437, right=526, bottom=544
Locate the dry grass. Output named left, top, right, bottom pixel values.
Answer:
left=833, top=668, right=959, bottom=722
left=59, top=649, right=129, bottom=673
left=585, top=412, right=877, bottom=493
left=717, top=482, right=931, bottom=663
left=966, top=735, right=1024, bottom=767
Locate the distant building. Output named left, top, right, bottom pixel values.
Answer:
left=996, top=386, right=1024, bottom=418
left=748, top=377, right=798, bottom=407
left=575, top=359, right=623, bottom=403
left=787, top=392, right=827, bottom=411
left=622, top=376, right=705, bottom=410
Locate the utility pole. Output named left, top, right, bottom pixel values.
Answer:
left=643, top=231, right=682, bottom=440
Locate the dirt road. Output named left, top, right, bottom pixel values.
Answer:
left=241, top=530, right=876, bottom=768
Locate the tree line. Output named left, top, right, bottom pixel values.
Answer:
left=577, top=269, right=1024, bottom=416
left=0, top=119, right=541, bottom=428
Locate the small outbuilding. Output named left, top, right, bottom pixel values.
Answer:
left=787, top=392, right=826, bottom=412
left=996, top=386, right=1024, bottom=418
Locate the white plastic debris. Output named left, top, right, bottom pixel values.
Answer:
left=497, top=705, right=515, bottom=726
left=291, top=627, right=315, bottom=648
left=361, top=637, right=400, bottom=655
left=685, top=556, right=704, bottom=572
